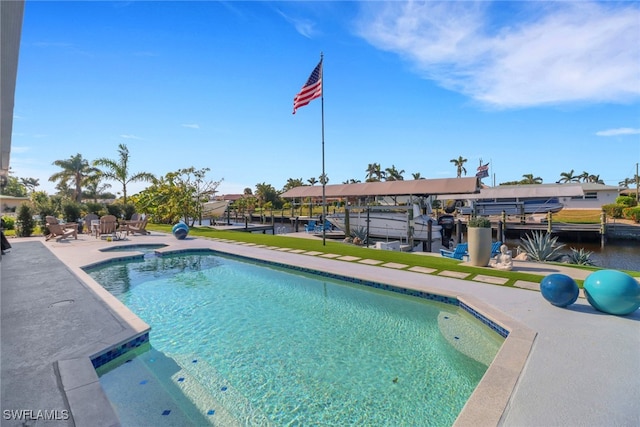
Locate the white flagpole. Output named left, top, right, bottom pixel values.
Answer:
left=320, top=52, right=326, bottom=245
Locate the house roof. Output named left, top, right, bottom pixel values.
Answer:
left=436, top=183, right=586, bottom=200
left=280, top=177, right=480, bottom=199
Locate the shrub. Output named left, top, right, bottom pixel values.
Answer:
left=85, top=202, right=103, bottom=215
left=518, top=230, right=565, bottom=262
left=615, top=196, right=637, bottom=207
left=16, top=204, right=35, bottom=237
left=1, top=216, right=15, bottom=230
left=105, top=204, right=122, bottom=218
left=567, top=247, right=596, bottom=266
left=623, top=206, right=640, bottom=223
left=468, top=216, right=491, bottom=228
left=122, top=203, right=136, bottom=220
left=62, top=202, right=82, bottom=223
left=601, top=203, right=624, bottom=218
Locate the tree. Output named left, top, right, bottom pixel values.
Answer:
left=365, top=163, right=385, bottom=182
left=385, top=165, right=405, bottom=181
left=558, top=170, right=579, bottom=183
left=93, top=144, right=155, bottom=204
left=450, top=156, right=467, bottom=178
left=342, top=178, right=361, bottom=184
left=521, top=174, right=543, bottom=184
left=1, top=175, right=27, bottom=197
left=307, top=177, right=318, bottom=186
left=49, top=153, right=100, bottom=202
left=412, top=172, right=423, bottom=180
left=82, top=173, right=112, bottom=203
left=255, top=183, right=280, bottom=210
left=283, top=178, right=304, bottom=192
left=19, top=177, right=39, bottom=194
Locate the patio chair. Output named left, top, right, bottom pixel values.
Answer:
left=83, top=213, right=99, bottom=235
left=46, top=222, right=78, bottom=242
left=96, top=215, right=118, bottom=239
left=491, top=241, right=503, bottom=257
left=440, top=243, right=469, bottom=260
left=304, top=220, right=317, bottom=233
left=45, top=216, right=78, bottom=241
left=123, top=215, right=150, bottom=236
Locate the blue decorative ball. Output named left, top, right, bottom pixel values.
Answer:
left=540, top=273, right=579, bottom=307
left=172, top=222, right=189, bottom=240
left=583, top=270, right=640, bottom=316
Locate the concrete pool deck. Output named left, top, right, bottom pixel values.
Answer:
left=1, top=232, right=639, bottom=426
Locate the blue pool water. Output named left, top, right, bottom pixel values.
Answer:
left=87, top=252, right=504, bottom=426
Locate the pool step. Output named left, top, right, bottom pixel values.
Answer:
left=172, top=354, right=273, bottom=426
left=437, top=311, right=504, bottom=367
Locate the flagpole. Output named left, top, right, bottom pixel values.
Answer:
left=320, top=52, right=326, bottom=246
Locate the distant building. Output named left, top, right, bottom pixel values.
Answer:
left=1, top=195, right=29, bottom=213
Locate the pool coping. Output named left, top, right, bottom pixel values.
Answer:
left=67, top=241, right=536, bottom=426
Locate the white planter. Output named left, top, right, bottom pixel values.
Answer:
left=467, top=227, right=492, bottom=266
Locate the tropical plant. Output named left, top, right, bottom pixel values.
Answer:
left=450, top=156, right=467, bottom=178
left=567, top=247, right=595, bottom=266
left=558, top=170, right=579, bottom=183
left=365, top=163, right=385, bottom=182
left=520, top=174, right=543, bottom=185
left=467, top=216, right=491, bottom=228
left=283, top=178, right=304, bottom=192
left=411, top=172, right=423, bottom=180
left=518, top=231, right=565, bottom=262
left=62, top=201, right=82, bottom=224
left=307, top=177, right=318, bottom=186
left=615, top=196, right=637, bottom=207
left=384, top=165, right=405, bottom=181
left=350, top=225, right=368, bottom=244
left=93, top=144, right=155, bottom=204
left=49, top=153, right=100, bottom=202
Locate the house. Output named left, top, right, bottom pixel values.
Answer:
left=1, top=195, right=29, bottom=214
left=562, top=183, right=621, bottom=209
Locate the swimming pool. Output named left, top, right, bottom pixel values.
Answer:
left=87, top=251, right=504, bottom=426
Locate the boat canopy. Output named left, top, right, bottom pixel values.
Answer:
left=436, top=183, right=584, bottom=200
left=280, top=177, right=480, bottom=199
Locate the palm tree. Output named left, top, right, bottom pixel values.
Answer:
left=365, top=163, right=385, bottom=182
left=342, top=178, right=361, bottom=184
left=19, top=177, right=39, bottom=194
left=578, top=171, right=590, bottom=183
left=50, top=153, right=100, bottom=202
left=93, top=144, right=155, bottom=205
left=558, top=170, right=579, bottom=183
left=521, top=174, right=543, bottom=184
left=384, top=165, right=405, bottom=181
left=83, top=174, right=113, bottom=203
left=450, top=156, right=467, bottom=178
left=411, top=172, right=423, bottom=180
left=307, top=177, right=318, bottom=186
left=283, top=178, right=304, bottom=192
left=619, top=177, right=635, bottom=188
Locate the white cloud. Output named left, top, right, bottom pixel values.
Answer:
left=277, top=9, right=317, bottom=39
left=119, top=134, right=143, bottom=140
left=356, top=1, right=640, bottom=108
left=596, top=128, right=640, bottom=137
left=181, top=123, right=200, bottom=129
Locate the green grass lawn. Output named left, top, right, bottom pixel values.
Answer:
left=147, top=224, right=640, bottom=286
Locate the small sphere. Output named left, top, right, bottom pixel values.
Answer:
left=172, top=222, right=189, bottom=240
left=583, top=270, right=640, bottom=316
left=540, top=273, right=579, bottom=307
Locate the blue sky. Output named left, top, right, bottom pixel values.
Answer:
left=11, top=1, right=640, bottom=197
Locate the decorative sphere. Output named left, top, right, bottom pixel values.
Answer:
left=540, top=273, right=579, bottom=307
left=172, top=222, right=189, bottom=240
left=583, top=270, right=640, bottom=316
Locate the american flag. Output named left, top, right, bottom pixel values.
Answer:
left=293, top=60, right=322, bottom=114
left=476, top=162, right=489, bottom=178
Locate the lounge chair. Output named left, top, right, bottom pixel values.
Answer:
left=440, top=243, right=469, bottom=260
left=491, top=241, right=503, bottom=257
left=305, top=220, right=317, bottom=233
left=83, top=213, right=99, bottom=235
left=46, top=223, right=78, bottom=242
left=123, top=215, right=150, bottom=235
left=96, top=215, right=118, bottom=239
left=45, top=216, right=78, bottom=241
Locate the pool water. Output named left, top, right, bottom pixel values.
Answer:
left=88, top=252, right=503, bottom=426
